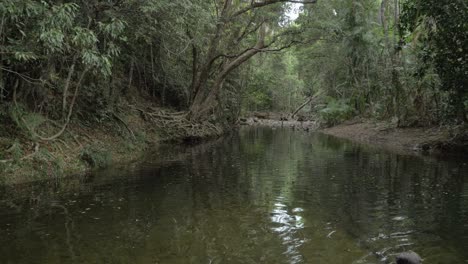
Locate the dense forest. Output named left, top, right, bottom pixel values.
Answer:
left=0, top=0, right=466, bottom=171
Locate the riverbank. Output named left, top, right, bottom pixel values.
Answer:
left=241, top=112, right=467, bottom=156
left=0, top=100, right=223, bottom=185
left=321, top=119, right=468, bottom=155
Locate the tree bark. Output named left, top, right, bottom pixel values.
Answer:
left=63, top=59, right=77, bottom=119
left=188, top=25, right=267, bottom=120
left=380, top=0, right=390, bottom=49
left=127, top=58, right=134, bottom=94
left=190, top=0, right=232, bottom=103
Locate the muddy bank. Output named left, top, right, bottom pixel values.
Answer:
left=321, top=120, right=468, bottom=155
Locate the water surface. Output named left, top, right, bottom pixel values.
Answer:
left=1, top=128, right=467, bottom=263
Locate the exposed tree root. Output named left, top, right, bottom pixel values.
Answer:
left=131, top=106, right=223, bottom=140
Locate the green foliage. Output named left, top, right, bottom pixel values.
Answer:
left=1, top=140, right=24, bottom=162
left=34, top=148, right=66, bottom=177
left=8, top=104, right=46, bottom=139
left=293, top=0, right=465, bottom=125
left=296, top=0, right=384, bottom=116
left=10, top=141, right=23, bottom=161
left=319, top=99, right=354, bottom=126
left=242, top=52, right=305, bottom=113
left=80, top=145, right=111, bottom=169
left=400, top=0, right=467, bottom=121
left=134, top=131, right=147, bottom=144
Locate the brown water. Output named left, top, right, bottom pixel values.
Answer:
left=0, top=127, right=467, bottom=264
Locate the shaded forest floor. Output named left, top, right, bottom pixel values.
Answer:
left=321, top=119, right=468, bottom=156
left=0, top=98, right=223, bottom=185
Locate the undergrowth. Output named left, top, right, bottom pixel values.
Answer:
left=80, top=144, right=112, bottom=169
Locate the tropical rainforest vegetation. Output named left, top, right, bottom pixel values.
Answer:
left=0, top=0, right=466, bottom=142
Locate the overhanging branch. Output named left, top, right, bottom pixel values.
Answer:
left=212, top=36, right=326, bottom=63
left=232, top=0, right=317, bottom=18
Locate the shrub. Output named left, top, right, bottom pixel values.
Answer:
left=33, top=148, right=66, bottom=178
left=319, top=99, right=354, bottom=126
left=80, top=145, right=111, bottom=168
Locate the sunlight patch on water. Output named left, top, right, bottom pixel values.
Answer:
left=270, top=196, right=307, bottom=264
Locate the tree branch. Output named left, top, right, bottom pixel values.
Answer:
left=235, top=15, right=262, bottom=44
left=232, top=0, right=317, bottom=18
left=291, top=91, right=322, bottom=118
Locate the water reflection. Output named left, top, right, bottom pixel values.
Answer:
left=270, top=197, right=306, bottom=263
left=0, top=127, right=467, bottom=263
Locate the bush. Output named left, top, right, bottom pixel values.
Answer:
left=80, top=145, right=111, bottom=168
left=319, top=99, right=354, bottom=126
left=9, top=104, right=47, bottom=139
left=33, top=148, right=66, bottom=178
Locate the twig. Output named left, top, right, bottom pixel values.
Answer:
left=0, top=66, right=43, bottom=84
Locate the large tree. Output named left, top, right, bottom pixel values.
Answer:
left=186, top=0, right=317, bottom=120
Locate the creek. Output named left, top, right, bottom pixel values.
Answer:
left=1, top=127, right=467, bottom=263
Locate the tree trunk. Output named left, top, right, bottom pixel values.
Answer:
left=0, top=59, right=4, bottom=102
left=455, top=90, right=467, bottom=123
left=381, top=0, right=390, bottom=50
left=0, top=14, right=4, bottom=102
left=62, top=60, right=76, bottom=119
left=127, top=58, right=134, bottom=94
left=190, top=0, right=232, bottom=104
left=188, top=26, right=267, bottom=121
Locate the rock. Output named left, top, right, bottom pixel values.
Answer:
left=396, top=251, right=422, bottom=264
left=253, top=112, right=269, bottom=119
left=296, top=114, right=309, bottom=122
